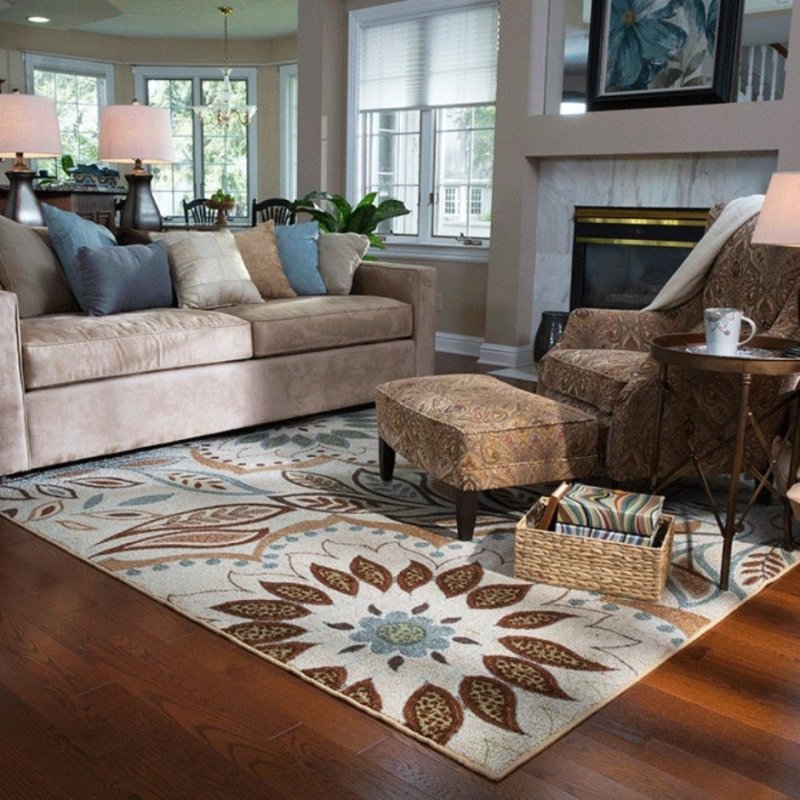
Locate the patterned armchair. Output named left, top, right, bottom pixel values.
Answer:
left=537, top=203, right=800, bottom=483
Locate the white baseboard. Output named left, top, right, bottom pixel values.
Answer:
left=477, top=342, right=534, bottom=368
left=435, top=332, right=483, bottom=358
left=435, top=333, right=535, bottom=369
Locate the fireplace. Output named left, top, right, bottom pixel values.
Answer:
left=570, top=206, right=708, bottom=310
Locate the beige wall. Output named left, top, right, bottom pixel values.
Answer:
left=0, top=23, right=297, bottom=200
left=297, top=0, right=800, bottom=364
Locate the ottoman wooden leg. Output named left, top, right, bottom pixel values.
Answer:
left=379, top=437, right=396, bottom=481
left=456, top=490, right=478, bottom=541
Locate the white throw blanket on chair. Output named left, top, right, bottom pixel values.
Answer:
left=643, top=194, right=765, bottom=312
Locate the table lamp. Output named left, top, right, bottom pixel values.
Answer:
left=98, top=101, right=174, bottom=230
left=752, top=172, right=800, bottom=247
left=0, top=91, right=62, bottom=226
left=752, top=171, right=800, bottom=330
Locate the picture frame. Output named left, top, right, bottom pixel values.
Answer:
left=586, top=0, right=744, bottom=112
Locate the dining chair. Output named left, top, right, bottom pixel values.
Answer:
left=251, top=197, right=296, bottom=227
left=183, top=197, right=215, bottom=225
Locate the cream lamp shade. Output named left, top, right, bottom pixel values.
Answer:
left=99, top=101, right=174, bottom=230
left=751, top=172, right=800, bottom=246
left=0, top=92, right=61, bottom=163
left=0, top=91, right=61, bottom=226
left=98, top=102, right=174, bottom=170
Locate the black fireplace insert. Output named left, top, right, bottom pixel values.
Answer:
left=570, top=206, right=708, bottom=310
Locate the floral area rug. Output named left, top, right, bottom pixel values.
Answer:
left=0, top=408, right=797, bottom=780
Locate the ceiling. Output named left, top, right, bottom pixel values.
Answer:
left=0, top=0, right=298, bottom=39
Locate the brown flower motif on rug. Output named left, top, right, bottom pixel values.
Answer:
left=212, top=558, right=611, bottom=745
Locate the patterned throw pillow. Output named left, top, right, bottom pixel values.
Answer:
left=40, top=203, right=117, bottom=299
left=151, top=229, right=264, bottom=309
left=233, top=220, right=296, bottom=298
left=318, top=232, right=370, bottom=295
left=274, top=221, right=327, bottom=295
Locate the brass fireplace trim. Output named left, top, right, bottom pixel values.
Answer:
left=574, top=207, right=708, bottom=227
left=575, top=236, right=696, bottom=249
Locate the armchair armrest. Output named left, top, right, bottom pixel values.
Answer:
left=553, top=302, right=699, bottom=353
left=0, top=290, right=30, bottom=477
left=351, top=260, right=436, bottom=376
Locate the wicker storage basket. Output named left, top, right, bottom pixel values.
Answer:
left=514, top=497, right=674, bottom=600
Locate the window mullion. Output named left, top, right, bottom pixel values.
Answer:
left=419, top=108, right=435, bottom=243
left=193, top=77, right=205, bottom=197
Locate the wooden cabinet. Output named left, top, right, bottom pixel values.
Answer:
left=38, top=189, right=121, bottom=231
left=0, top=187, right=122, bottom=231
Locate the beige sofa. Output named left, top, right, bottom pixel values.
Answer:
left=0, top=223, right=435, bottom=478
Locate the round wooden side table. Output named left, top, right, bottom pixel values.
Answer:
left=649, top=332, right=800, bottom=590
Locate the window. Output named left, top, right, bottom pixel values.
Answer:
left=280, top=63, right=298, bottom=200
left=349, top=0, right=499, bottom=247
left=25, top=54, right=114, bottom=180
left=134, top=66, right=257, bottom=220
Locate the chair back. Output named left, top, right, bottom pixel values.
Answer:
left=251, top=197, right=296, bottom=227
left=701, top=207, right=800, bottom=334
left=183, top=198, right=215, bottom=225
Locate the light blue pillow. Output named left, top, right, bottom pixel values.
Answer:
left=74, top=241, right=174, bottom=316
left=274, top=221, right=327, bottom=295
left=41, top=203, right=117, bottom=298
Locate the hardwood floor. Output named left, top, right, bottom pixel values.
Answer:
left=1, top=355, right=798, bottom=799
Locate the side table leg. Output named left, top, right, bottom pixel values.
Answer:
left=650, top=363, right=668, bottom=491
left=782, top=393, right=800, bottom=552
left=720, top=374, right=752, bottom=591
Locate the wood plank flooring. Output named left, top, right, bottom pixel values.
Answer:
left=1, top=355, right=799, bottom=798
left=1, top=513, right=798, bottom=799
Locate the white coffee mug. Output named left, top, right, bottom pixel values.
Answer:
left=703, top=307, right=757, bottom=356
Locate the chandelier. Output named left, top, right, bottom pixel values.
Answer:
left=191, top=6, right=256, bottom=127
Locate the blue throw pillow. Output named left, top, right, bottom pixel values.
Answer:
left=274, top=221, right=327, bottom=295
left=74, top=241, right=173, bottom=316
left=41, top=203, right=117, bottom=298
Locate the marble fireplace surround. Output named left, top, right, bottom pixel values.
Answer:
left=531, top=153, right=778, bottom=344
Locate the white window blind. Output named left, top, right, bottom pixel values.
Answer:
left=358, top=3, right=498, bottom=112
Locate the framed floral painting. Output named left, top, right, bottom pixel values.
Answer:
left=586, top=0, right=744, bottom=111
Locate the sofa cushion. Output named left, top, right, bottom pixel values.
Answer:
left=537, top=348, right=650, bottom=415
left=318, top=232, right=370, bottom=295
left=41, top=203, right=117, bottom=299
left=274, top=221, right=327, bottom=295
left=232, top=221, right=296, bottom=299
left=151, top=229, right=264, bottom=309
left=74, top=241, right=174, bottom=316
left=221, top=295, right=413, bottom=357
left=19, top=308, right=252, bottom=390
left=0, top=215, right=78, bottom=318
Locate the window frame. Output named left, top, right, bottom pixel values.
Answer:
left=347, top=0, right=496, bottom=259
left=24, top=53, right=115, bottom=179
left=279, top=63, right=298, bottom=201
left=134, top=65, right=258, bottom=221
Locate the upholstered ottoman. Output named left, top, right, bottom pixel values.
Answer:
left=375, top=374, right=598, bottom=540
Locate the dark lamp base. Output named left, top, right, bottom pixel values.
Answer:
left=3, top=170, right=44, bottom=226
left=119, top=172, right=163, bottom=231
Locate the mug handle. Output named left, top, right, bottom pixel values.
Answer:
left=739, top=316, right=757, bottom=348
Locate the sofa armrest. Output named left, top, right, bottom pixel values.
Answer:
left=351, top=260, right=436, bottom=376
left=0, top=290, right=30, bottom=477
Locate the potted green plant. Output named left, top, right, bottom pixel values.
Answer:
left=293, top=191, right=410, bottom=250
